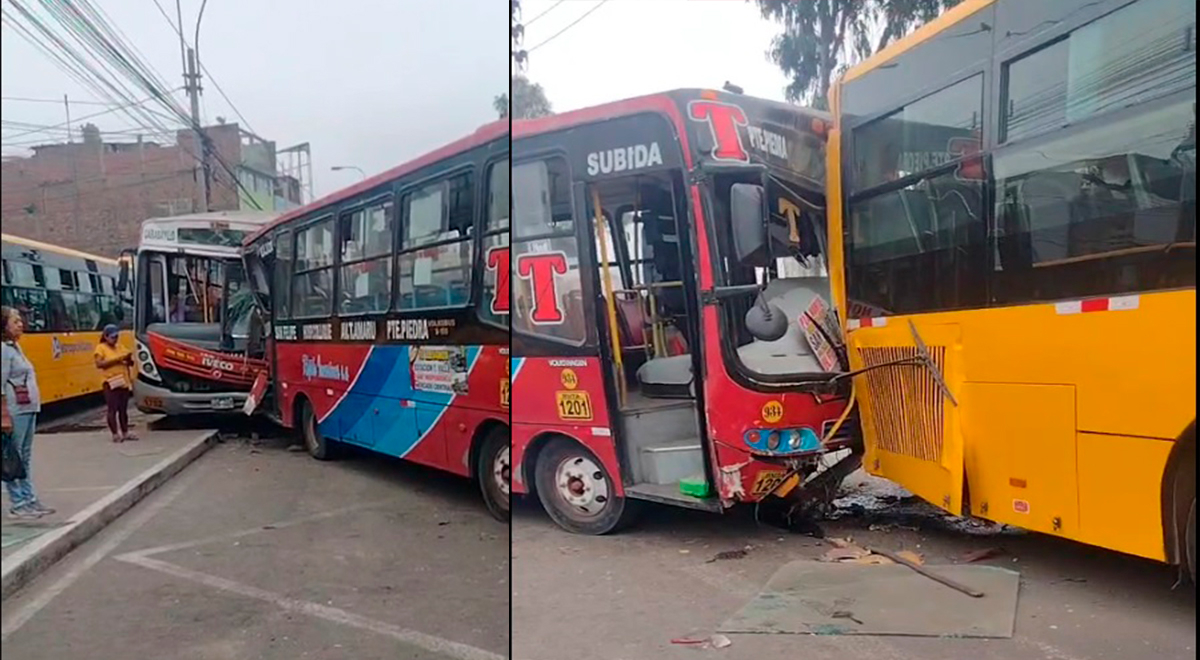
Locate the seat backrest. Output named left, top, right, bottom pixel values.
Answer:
left=614, top=296, right=646, bottom=348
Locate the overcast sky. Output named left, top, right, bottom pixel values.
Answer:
left=518, top=0, right=793, bottom=112
left=1, top=0, right=507, bottom=197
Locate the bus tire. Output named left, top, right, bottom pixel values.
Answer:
left=477, top=426, right=510, bottom=522
left=299, top=399, right=336, bottom=461
left=534, top=438, right=638, bottom=535
left=1187, top=497, right=1196, bottom=586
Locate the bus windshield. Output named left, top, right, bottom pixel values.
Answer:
left=142, top=252, right=252, bottom=338
left=709, top=170, right=837, bottom=379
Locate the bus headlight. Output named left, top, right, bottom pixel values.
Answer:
left=766, top=431, right=781, bottom=451
left=136, top=340, right=161, bottom=382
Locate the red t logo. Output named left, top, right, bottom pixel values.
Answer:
left=486, top=246, right=510, bottom=315
left=688, top=100, right=749, bottom=162
left=516, top=252, right=568, bottom=325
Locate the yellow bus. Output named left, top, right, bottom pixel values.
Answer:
left=826, top=0, right=1196, bottom=581
left=1, top=233, right=134, bottom=404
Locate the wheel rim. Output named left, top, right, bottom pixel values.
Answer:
left=552, top=454, right=610, bottom=519
left=492, top=445, right=510, bottom=498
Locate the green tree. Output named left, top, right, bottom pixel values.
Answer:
left=756, top=0, right=962, bottom=108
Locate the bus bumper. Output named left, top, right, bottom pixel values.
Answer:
left=134, top=381, right=249, bottom=416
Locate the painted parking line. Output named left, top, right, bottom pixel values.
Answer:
left=1, top=467, right=202, bottom=640
left=119, top=553, right=504, bottom=660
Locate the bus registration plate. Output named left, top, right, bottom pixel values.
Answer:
left=212, top=396, right=235, bottom=411
left=555, top=391, right=593, bottom=421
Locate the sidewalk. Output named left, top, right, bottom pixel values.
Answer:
left=1, top=424, right=217, bottom=598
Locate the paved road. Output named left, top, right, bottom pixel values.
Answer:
left=2, top=438, right=509, bottom=660
left=512, top=477, right=1195, bottom=660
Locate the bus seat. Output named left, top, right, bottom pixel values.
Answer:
left=614, top=296, right=647, bottom=349
left=636, top=354, right=694, bottom=399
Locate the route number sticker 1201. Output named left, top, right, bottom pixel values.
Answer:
left=555, top=391, right=593, bottom=421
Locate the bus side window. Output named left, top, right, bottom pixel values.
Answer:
left=338, top=199, right=394, bottom=315
left=292, top=218, right=336, bottom=319
left=397, top=172, right=474, bottom=311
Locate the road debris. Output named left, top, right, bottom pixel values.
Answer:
left=706, top=545, right=753, bottom=563
left=868, top=546, right=985, bottom=598
left=670, top=634, right=732, bottom=649
left=959, top=547, right=1005, bottom=563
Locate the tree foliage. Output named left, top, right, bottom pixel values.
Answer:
left=756, top=0, right=962, bottom=108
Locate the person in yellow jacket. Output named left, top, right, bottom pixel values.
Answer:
left=94, top=325, right=136, bottom=443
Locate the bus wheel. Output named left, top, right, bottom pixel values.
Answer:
left=535, top=439, right=636, bottom=535
left=477, top=426, right=510, bottom=522
left=300, top=400, right=335, bottom=461
left=1187, top=497, right=1196, bottom=586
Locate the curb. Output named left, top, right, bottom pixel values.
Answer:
left=1, top=430, right=218, bottom=601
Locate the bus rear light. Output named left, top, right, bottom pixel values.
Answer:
left=744, top=427, right=821, bottom=455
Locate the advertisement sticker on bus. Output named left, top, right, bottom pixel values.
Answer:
left=411, top=346, right=469, bottom=394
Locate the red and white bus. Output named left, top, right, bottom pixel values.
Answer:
left=242, top=121, right=511, bottom=520
left=511, top=89, right=861, bottom=534
left=120, top=212, right=277, bottom=415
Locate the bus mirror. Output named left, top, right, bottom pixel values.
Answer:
left=117, top=261, right=129, bottom=293
left=730, top=183, right=767, bottom=263
left=745, top=297, right=789, bottom=342
left=116, top=249, right=135, bottom=293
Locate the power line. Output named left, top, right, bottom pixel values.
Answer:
left=149, top=0, right=259, bottom=137
left=0, top=90, right=180, bottom=140
left=527, top=0, right=609, bottom=53
left=2, top=95, right=122, bottom=106
left=524, top=0, right=566, bottom=26
left=4, top=1, right=264, bottom=211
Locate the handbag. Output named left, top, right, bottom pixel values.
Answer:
left=1, top=431, right=26, bottom=483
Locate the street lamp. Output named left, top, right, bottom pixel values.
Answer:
left=331, top=165, right=366, bottom=181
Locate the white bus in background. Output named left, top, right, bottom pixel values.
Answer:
left=118, top=211, right=278, bottom=416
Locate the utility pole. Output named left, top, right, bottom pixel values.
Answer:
left=185, top=46, right=208, bottom=212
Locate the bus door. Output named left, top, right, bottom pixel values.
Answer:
left=582, top=170, right=717, bottom=510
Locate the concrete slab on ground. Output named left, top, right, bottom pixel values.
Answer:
left=1, top=428, right=216, bottom=599
left=1, top=439, right=509, bottom=660
left=512, top=476, right=1196, bottom=660
left=2, top=430, right=207, bottom=557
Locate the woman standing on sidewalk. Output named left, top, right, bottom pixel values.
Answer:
left=1, top=306, right=54, bottom=519
left=94, top=324, right=136, bottom=443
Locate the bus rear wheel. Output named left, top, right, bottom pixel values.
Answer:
left=477, top=426, right=510, bottom=522
left=300, top=399, right=336, bottom=461
left=534, top=439, right=637, bottom=535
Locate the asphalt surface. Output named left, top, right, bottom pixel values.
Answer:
left=512, top=475, right=1196, bottom=660
left=2, top=435, right=509, bottom=660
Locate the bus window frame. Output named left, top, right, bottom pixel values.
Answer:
left=335, top=192, right=396, bottom=319
left=477, top=155, right=511, bottom=331
left=394, top=164, right=477, bottom=314
left=289, top=213, right=337, bottom=321
left=510, top=152, right=593, bottom=350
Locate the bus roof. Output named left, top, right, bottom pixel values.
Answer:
left=1, top=232, right=119, bottom=265
left=842, top=0, right=993, bottom=83
left=513, top=88, right=828, bottom=140
left=244, top=119, right=509, bottom=245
